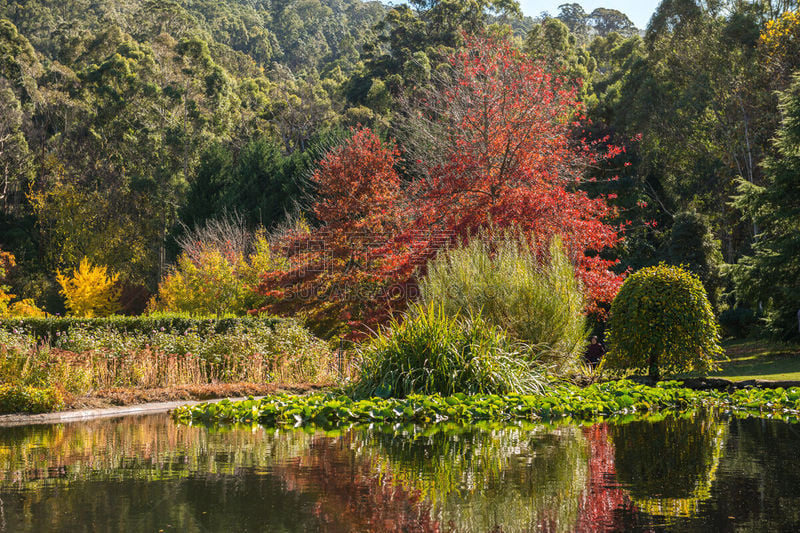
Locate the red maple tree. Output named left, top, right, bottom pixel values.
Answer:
left=400, top=34, right=623, bottom=309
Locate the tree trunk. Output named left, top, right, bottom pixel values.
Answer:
left=648, top=350, right=660, bottom=381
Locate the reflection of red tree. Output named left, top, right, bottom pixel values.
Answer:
left=276, top=434, right=440, bottom=532
left=576, top=424, right=648, bottom=532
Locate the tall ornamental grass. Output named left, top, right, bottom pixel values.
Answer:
left=419, top=234, right=588, bottom=371
left=353, top=303, right=547, bottom=398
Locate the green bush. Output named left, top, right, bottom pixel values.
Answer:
left=606, top=264, right=722, bottom=379
left=0, top=314, right=281, bottom=341
left=0, top=384, right=64, bottom=414
left=352, top=303, right=547, bottom=398
left=419, top=234, right=587, bottom=371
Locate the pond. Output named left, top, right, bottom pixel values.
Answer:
left=0, top=412, right=798, bottom=532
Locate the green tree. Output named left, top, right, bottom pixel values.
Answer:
left=587, top=8, right=637, bottom=37
left=524, top=18, right=595, bottom=99
left=732, top=72, right=800, bottom=340
left=0, top=20, right=38, bottom=214
left=556, top=3, right=588, bottom=37
left=351, top=0, right=522, bottom=105
left=180, top=142, right=234, bottom=230
left=597, top=2, right=774, bottom=265
left=606, top=264, right=722, bottom=380
left=224, top=136, right=306, bottom=228
left=665, top=210, right=724, bottom=308
left=181, top=135, right=315, bottom=232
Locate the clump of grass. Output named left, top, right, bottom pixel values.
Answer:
left=420, top=233, right=588, bottom=372
left=352, top=303, right=547, bottom=398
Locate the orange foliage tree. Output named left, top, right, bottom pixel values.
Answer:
left=257, top=129, right=408, bottom=337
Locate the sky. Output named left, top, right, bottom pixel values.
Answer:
left=518, top=0, right=662, bottom=29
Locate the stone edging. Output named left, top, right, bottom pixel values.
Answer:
left=627, top=375, right=800, bottom=391
left=0, top=396, right=263, bottom=428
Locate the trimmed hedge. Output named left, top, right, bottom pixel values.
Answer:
left=0, top=384, right=64, bottom=414
left=0, top=315, right=282, bottom=341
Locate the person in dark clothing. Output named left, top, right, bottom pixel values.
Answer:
left=584, top=336, right=606, bottom=369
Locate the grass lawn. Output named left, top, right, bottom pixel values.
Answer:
left=708, top=339, right=800, bottom=381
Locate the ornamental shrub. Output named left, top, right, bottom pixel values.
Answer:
left=8, top=299, right=46, bottom=317
left=420, top=234, right=587, bottom=371
left=353, top=303, right=547, bottom=398
left=154, top=230, right=282, bottom=316
left=56, top=257, right=121, bottom=317
left=606, top=264, right=722, bottom=379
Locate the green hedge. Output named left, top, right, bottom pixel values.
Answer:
left=0, top=315, right=282, bottom=341
left=0, top=384, right=64, bottom=414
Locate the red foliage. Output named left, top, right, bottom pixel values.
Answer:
left=257, top=36, right=624, bottom=334
left=403, top=35, right=623, bottom=309
left=576, top=424, right=640, bottom=531
left=256, top=129, right=409, bottom=337
left=276, top=435, right=440, bottom=532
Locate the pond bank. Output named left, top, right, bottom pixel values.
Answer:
left=0, top=382, right=326, bottom=427
left=0, top=396, right=260, bottom=427
left=628, top=375, right=800, bottom=390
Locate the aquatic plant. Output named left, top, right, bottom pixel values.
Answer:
left=174, top=380, right=800, bottom=427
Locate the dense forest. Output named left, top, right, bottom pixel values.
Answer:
left=0, top=0, right=798, bottom=338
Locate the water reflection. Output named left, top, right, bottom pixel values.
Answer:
left=0, top=412, right=799, bottom=531
left=610, top=413, right=727, bottom=522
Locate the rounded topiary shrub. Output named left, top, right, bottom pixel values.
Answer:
left=606, top=264, right=722, bottom=379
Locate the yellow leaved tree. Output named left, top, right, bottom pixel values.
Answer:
left=0, top=248, right=47, bottom=317
left=0, top=249, right=16, bottom=316
left=56, top=258, right=121, bottom=317
left=154, top=231, right=282, bottom=316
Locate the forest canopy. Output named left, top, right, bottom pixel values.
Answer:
left=0, top=0, right=798, bottom=339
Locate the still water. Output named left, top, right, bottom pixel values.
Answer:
left=0, top=411, right=798, bottom=532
